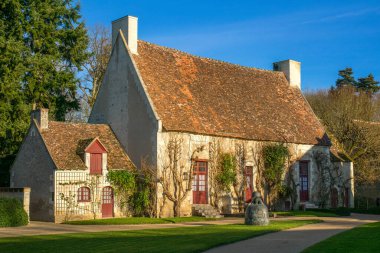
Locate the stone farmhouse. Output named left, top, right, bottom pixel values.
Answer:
left=89, top=16, right=354, bottom=217
left=10, top=108, right=135, bottom=222
left=10, top=15, right=354, bottom=221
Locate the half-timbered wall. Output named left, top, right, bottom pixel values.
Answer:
left=54, top=170, right=124, bottom=223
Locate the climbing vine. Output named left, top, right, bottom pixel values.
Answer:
left=233, top=142, right=247, bottom=212
left=262, top=143, right=289, bottom=209
left=216, top=153, right=236, bottom=192
left=129, top=160, right=157, bottom=217
left=107, top=170, right=136, bottom=214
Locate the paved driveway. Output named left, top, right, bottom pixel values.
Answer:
left=204, top=213, right=380, bottom=253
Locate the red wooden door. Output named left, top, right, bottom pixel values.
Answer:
left=102, top=187, right=114, bottom=218
left=331, top=188, right=338, bottom=208
left=90, top=153, right=102, bottom=174
left=244, top=166, right=253, bottom=203
left=299, top=161, right=309, bottom=202
left=192, top=161, right=208, bottom=204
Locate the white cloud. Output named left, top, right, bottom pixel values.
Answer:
left=301, top=7, right=380, bottom=24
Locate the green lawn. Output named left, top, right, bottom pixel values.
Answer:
left=273, top=211, right=339, bottom=217
left=64, top=216, right=216, bottom=225
left=0, top=220, right=320, bottom=253
left=303, top=221, right=380, bottom=253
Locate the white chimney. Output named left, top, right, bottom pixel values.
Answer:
left=273, top=60, right=301, bottom=89
left=112, top=15, right=138, bottom=54
left=31, top=108, right=49, bottom=130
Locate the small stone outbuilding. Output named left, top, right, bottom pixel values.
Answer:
left=10, top=109, right=135, bottom=222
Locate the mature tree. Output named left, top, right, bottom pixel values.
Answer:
left=79, top=25, right=112, bottom=116
left=305, top=86, right=380, bottom=186
left=334, top=68, right=379, bottom=94
left=0, top=0, right=89, bottom=186
left=356, top=74, right=380, bottom=94
left=22, top=0, right=89, bottom=118
left=0, top=0, right=30, bottom=185
left=335, top=68, right=356, bottom=89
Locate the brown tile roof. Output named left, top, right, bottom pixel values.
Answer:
left=40, top=121, right=135, bottom=170
left=132, top=41, right=329, bottom=145
left=330, top=145, right=351, bottom=162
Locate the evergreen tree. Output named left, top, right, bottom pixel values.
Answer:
left=356, top=74, right=380, bottom=94
left=0, top=0, right=89, bottom=185
left=335, top=67, right=356, bottom=88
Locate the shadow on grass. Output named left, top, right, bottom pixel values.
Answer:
left=0, top=220, right=320, bottom=253
left=302, top=221, right=380, bottom=253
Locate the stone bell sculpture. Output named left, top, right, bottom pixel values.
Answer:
left=245, top=191, right=269, bottom=225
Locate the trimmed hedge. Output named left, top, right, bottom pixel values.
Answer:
left=0, top=198, right=29, bottom=227
left=350, top=207, right=380, bottom=215
left=307, top=207, right=351, bottom=216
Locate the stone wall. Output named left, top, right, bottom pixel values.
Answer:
left=89, top=31, right=159, bottom=169
left=0, top=187, right=31, bottom=219
left=155, top=131, right=353, bottom=216
left=10, top=123, right=55, bottom=221
left=332, top=161, right=355, bottom=208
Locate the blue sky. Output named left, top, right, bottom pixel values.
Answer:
left=81, top=0, right=380, bottom=91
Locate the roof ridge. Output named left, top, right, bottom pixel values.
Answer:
left=353, top=119, right=380, bottom=125
left=49, top=121, right=109, bottom=126
left=138, top=40, right=281, bottom=74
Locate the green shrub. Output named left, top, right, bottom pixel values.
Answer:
left=0, top=197, right=28, bottom=227
left=333, top=207, right=351, bottom=216
left=216, top=153, right=236, bottom=192
left=307, top=207, right=351, bottom=216
left=129, top=175, right=153, bottom=217
left=107, top=170, right=136, bottom=211
left=349, top=207, right=380, bottom=215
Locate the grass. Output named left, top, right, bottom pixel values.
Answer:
left=273, top=211, right=339, bottom=217
left=303, top=221, right=380, bottom=253
left=0, top=220, right=320, bottom=253
left=64, top=216, right=216, bottom=225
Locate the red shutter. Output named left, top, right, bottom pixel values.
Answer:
left=90, top=153, right=102, bottom=174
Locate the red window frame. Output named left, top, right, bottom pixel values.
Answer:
left=192, top=160, right=208, bottom=204
left=299, top=161, right=309, bottom=202
left=78, top=187, right=91, bottom=202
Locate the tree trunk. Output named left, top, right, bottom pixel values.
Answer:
left=174, top=201, right=181, bottom=217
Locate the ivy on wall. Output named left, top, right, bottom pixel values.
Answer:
left=107, top=169, right=155, bottom=217
left=262, top=143, right=289, bottom=208
left=107, top=170, right=136, bottom=214
left=216, top=153, right=236, bottom=193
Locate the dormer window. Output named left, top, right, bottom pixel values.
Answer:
left=90, top=153, right=103, bottom=174
left=84, top=138, right=107, bottom=175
